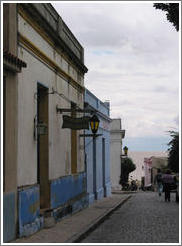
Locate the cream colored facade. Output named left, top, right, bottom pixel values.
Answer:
left=3, top=3, right=89, bottom=239
left=17, top=5, right=86, bottom=186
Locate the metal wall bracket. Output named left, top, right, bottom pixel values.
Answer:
left=56, top=105, right=95, bottom=114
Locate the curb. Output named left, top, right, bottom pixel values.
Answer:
left=65, top=195, right=132, bottom=243
left=112, top=191, right=137, bottom=195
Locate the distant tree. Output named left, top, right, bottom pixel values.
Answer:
left=153, top=3, right=179, bottom=31
left=167, top=131, right=179, bottom=173
left=120, top=157, right=136, bottom=188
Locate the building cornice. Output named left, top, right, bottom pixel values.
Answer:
left=3, top=50, right=27, bottom=73
left=19, top=34, right=85, bottom=94
left=84, top=102, right=112, bottom=122
left=18, top=3, right=88, bottom=75
left=110, top=129, right=125, bottom=138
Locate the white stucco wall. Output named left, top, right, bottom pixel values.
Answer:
left=110, top=119, right=123, bottom=190
left=17, top=13, right=85, bottom=186
left=110, top=139, right=122, bottom=189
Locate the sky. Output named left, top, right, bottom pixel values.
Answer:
left=52, top=2, right=180, bottom=152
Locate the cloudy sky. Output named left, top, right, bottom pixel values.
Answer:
left=52, top=2, right=180, bottom=151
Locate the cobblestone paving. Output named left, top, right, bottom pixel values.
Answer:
left=81, top=192, right=179, bottom=243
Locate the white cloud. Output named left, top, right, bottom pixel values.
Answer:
left=52, top=2, right=180, bottom=142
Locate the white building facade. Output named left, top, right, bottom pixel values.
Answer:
left=110, top=119, right=125, bottom=190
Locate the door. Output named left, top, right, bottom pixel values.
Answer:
left=3, top=76, right=6, bottom=191
left=37, top=84, right=50, bottom=209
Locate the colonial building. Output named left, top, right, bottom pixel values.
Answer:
left=110, top=119, right=125, bottom=190
left=84, top=90, right=112, bottom=204
left=3, top=3, right=88, bottom=241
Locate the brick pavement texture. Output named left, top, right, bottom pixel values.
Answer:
left=81, top=191, right=179, bottom=243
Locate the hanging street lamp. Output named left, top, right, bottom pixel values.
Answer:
left=90, top=114, right=100, bottom=135
left=79, top=114, right=102, bottom=138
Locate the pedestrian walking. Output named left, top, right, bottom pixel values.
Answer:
left=154, top=168, right=163, bottom=196
left=173, top=175, right=179, bottom=203
left=162, top=169, right=174, bottom=202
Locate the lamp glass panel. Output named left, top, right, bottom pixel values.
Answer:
left=90, top=121, right=94, bottom=130
left=95, top=122, right=99, bottom=130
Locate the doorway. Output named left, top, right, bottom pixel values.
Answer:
left=37, top=84, right=50, bottom=209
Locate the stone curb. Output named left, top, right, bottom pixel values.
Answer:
left=112, top=191, right=137, bottom=195
left=65, top=195, right=132, bottom=243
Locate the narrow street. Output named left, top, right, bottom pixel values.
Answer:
left=3, top=3, right=179, bottom=244
left=81, top=191, right=179, bottom=243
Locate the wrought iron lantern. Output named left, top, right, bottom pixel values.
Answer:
left=90, top=114, right=100, bottom=134
left=123, top=146, right=128, bottom=156
left=34, top=116, right=48, bottom=140
left=37, top=121, right=47, bottom=135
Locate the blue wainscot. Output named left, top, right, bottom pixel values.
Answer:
left=51, top=172, right=88, bottom=220
left=18, top=185, right=43, bottom=237
left=3, top=191, right=16, bottom=242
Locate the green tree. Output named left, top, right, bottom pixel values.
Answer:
left=120, top=157, right=136, bottom=188
left=153, top=3, right=179, bottom=31
left=167, top=131, right=179, bottom=173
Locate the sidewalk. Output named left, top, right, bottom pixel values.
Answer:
left=13, top=193, right=131, bottom=244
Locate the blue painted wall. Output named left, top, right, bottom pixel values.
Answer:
left=18, top=173, right=88, bottom=237
left=3, top=192, right=16, bottom=242
left=18, top=185, right=43, bottom=237
left=85, top=89, right=111, bottom=204
left=51, top=172, right=87, bottom=209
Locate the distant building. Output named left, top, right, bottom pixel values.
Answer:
left=128, top=151, right=168, bottom=186
left=85, top=89, right=112, bottom=204
left=151, top=156, right=168, bottom=169
left=150, top=156, right=168, bottom=185
left=144, top=156, right=168, bottom=187
left=110, top=119, right=125, bottom=190
left=3, top=3, right=88, bottom=241
left=144, top=157, right=153, bottom=187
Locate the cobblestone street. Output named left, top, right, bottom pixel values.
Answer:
left=81, top=191, right=179, bottom=243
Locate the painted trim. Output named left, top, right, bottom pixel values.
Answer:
left=37, top=81, right=49, bottom=90
left=19, top=34, right=85, bottom=93
left=85, top=102, right=112, bottom=122
left=18, top=6, right=87, bottom=75
left=18, top=6, right=54, bottom=48
left=86, top=89, right=109, bottom=111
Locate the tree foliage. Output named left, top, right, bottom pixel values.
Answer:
left=120, top=157, right=136, bottom=186
left=153, top=3, right=179, bottom=31
left=167, top=131, right=179, bottom=173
